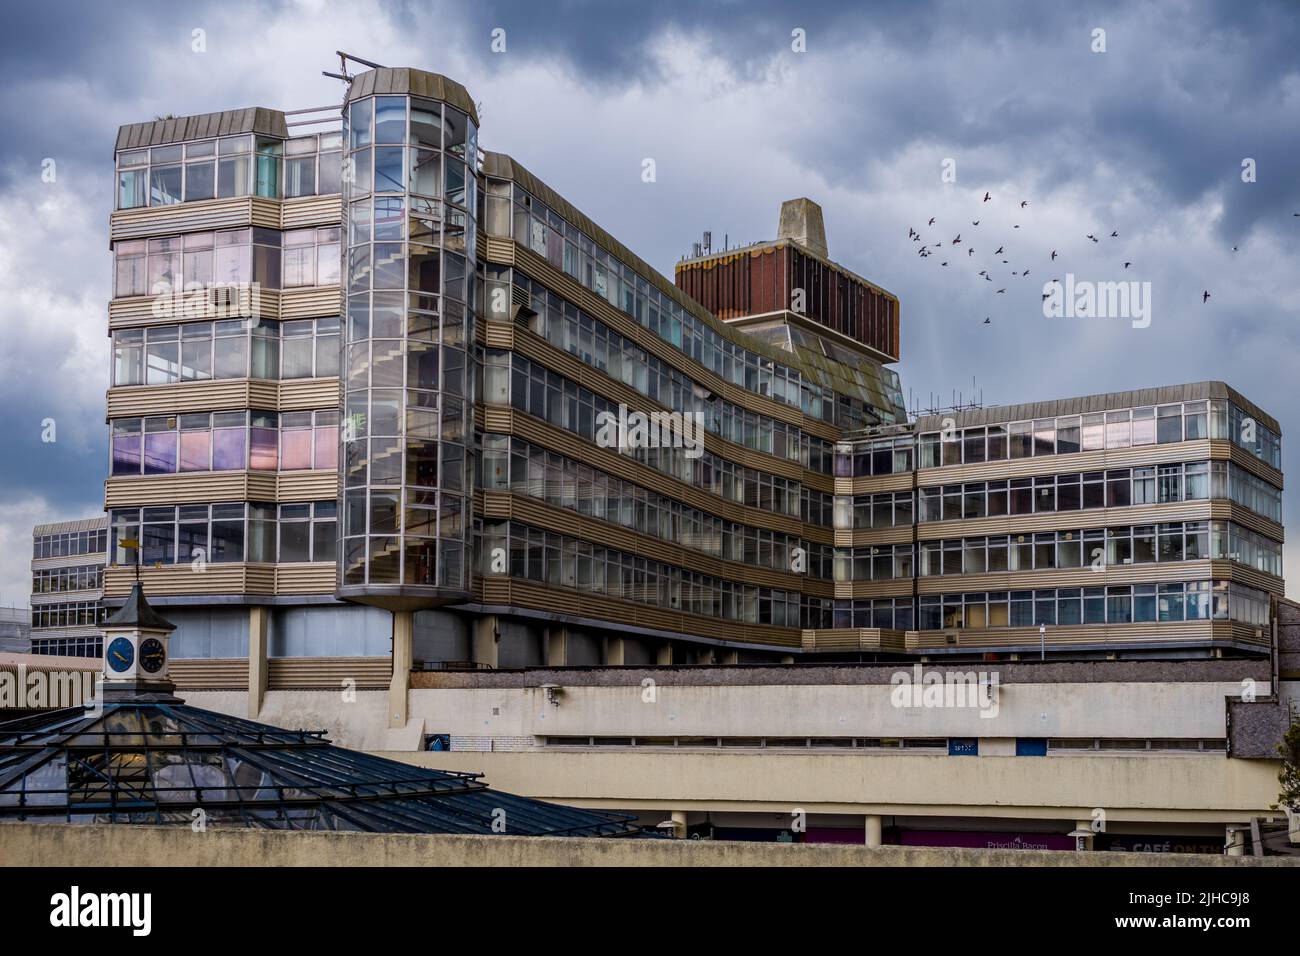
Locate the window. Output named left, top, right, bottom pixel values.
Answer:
left=283, top=228, right=342, bottom=287
left=114, top=227, right=281, bottom=299
left=278, top=501, right=337, bottom=562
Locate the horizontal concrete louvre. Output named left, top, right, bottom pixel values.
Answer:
left=917, top=501, right=1218, bottom=539
left=802, top=628, right=907, bottom=652
left=905, top=620, right=1264, bottom=651
left=1225, top=443, right=1283, bottom=489
left=914, top=560, right=1222, bottom=594
left=110, top=198, right=258, bottom=241
left=110, top=288, right=274, bottom=329
left=106, top=379, right=337, bottom=416
left=280, top=195, right=342, bottom=229
left=844, top=527, right=918, bottom=547
left=105, top=472, right=273, bottom=507
left=279, top=377, right=341, bottom=409
left=480, top=490, right=828, bottom=594
left=279, top=287, right=342, bottom=319
left=268, top=657, right=390, bottom=690
left=499, top=241, right=838, bottom=441
left=103, top=564, right=270, bottom=598
left=170, top=658, right=248, bottom=690
left=482, top=323, right=515, bottom=348
left=484, top=235, right=516, bottom=263
left=836, top=581, right=913, bottom=600
left=917, top=440, right=1215, bottom=484
left=1224, top=505, right=1284, bottom=541
left=479, top=406, right=830, bottom=542
left=841, top=473, right=916, bottom=495
left=109, top=195, right=338, bottom=243
left=477, top=577, right=802, bottom=647
left=273, top=563, right=337, bottom=593
left=915, top=441, right=1281, bottom=491
left=276, top=470, right=337, bottom=500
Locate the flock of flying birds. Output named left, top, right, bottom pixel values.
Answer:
left=904, top=191, right=1290, bottom=323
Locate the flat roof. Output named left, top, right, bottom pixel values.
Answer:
left=115, top=108, right=288, bottom=152
left=33, top=516, right=107, bottom=536
left=912, top=381, right=1279, bottom=435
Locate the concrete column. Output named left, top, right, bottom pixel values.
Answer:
left=720, top=649, right=739, bottom=665
left=389, top=610, right=413, bottom=728
left=247, top=606, right=269, bottom=719
left=1226, top=825, right=1247, bottom=856
left=656, top=642, right=673, bottom=665
left=472, top=615, right=499, bottom=669
left=1074, top=821, right=1096, bottom=851
left=545, top=626, right=568, bottom=666
left=864, top=814, right=882, bottom=847
left=604, top=636, right=625, bottom=666
left=671, top=810, right=688, bottom=839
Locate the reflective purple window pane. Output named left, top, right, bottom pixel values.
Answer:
left=212, top=428, right=246, bottom=470
left=249, top=427, right=278, bottom=470
left=143, top=433, right=178, bottom=475
left=112, top=436, right=142, bottom=475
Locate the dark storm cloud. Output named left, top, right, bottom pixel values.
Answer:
left=0, top=0, right=1297, bottom=596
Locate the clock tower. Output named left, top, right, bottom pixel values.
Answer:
left=100, top=582, right=179, bottom=700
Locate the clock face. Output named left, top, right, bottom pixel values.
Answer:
left=106, top=637, right=135, bottom=673
left=139, top=637, right=166, bottom=674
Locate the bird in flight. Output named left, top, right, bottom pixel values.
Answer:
left=983, top=192, right=991, bottom=202
left=1124, top=262, right=1132, bottom=269
left=1050, top=250, right=1058, bottom=260
left=1202, top=290, right=1211, bottom=303
left=1110, top=230, right=1118, bottom=237
left=968, top=248, right=975, bottom=256
left=1086, top=234, right=1098, bottom=242
left=952, top=234, right=962, bottom=244
left=1020, top=200, right=1028, bottom=208
left=908, top=227, right=916, bottom=238
left=972, top=220, right=980, bottom=226
left=1022, top=269, right=1030, bottom=277
left=928, top=217, right=936, bottom=226
left=994, top=246, right=1004, bottom=255
left=983, top=317, right=991, bottom=324
left=995, top=288, right=1006, bottom=294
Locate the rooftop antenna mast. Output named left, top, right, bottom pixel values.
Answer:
left=907, top=376, right=985, bottom=420
left=323, top=51, right=387, bottom=84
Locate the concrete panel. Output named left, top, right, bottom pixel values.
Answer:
left=2, top=823, right=1293, bottom=867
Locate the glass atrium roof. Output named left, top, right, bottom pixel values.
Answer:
left=0, top=701, right=640, bottom=837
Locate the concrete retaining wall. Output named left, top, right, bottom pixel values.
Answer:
left=1, top=823, right=1295, bottom=867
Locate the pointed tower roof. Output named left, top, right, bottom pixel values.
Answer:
left=102, top=583, right=175, bottom=632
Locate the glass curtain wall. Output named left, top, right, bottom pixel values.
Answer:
left=339, top=92, right=476, bottom=601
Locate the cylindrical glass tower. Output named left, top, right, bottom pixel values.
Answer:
left=338, top=72, right=478, bottom=609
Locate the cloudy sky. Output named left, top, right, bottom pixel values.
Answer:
left=1, top=0, right=1297, bottom=606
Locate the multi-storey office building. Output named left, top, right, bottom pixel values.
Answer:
left=102, top=67, right=1284, bottom=683
left=29, top=517, right=107, bottom=657
left=95, top=63, right=1294, bottom=850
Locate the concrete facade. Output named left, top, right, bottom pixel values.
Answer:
left=1, top=823, right=1293, bottom=867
